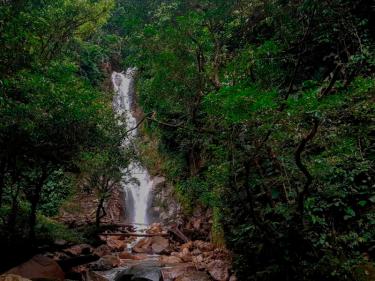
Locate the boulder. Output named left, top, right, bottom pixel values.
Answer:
left=106, top=238, right=125, bottom=251
left=86, top=271, right=108, bottom=281
left=0, top=275, right=30, bottom=281
left=175, top=271, right=211, bottom=281
left=114, top=264, right=161, bottom=281
left=207, top=260, right=230, bottom=281
left=193, top=240, right=214, bottom=252
left=147, top=223, right=163, bottom=234
left=133, top=236, right=169, bottom=254
left=151, top=236, right=169, bottom=254
left=133, top=238, right=152, bottom=254
left=179, top=248, right=192, bottom=262
left=6, top=255, right=65, bottom=281
left=180, top=241, right=193, bottom=251
left=160, top=264, right=197, bottom=281
left=89, top=255, right=120, bottom=271
left=192, top=255, right=206, bottom=270
left=119, top=252, right=147, bottom=260
left=64, top=244, right=93, bottom=256
left=159, top=255, right=183, bottom=265
left=93, top=244, right=112, bottom=257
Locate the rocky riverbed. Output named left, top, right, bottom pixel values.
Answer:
left=0, top=223, right=236, bottom=281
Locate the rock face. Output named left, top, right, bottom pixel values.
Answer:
left=6, top=255, right=65, bottom=281
left=149, top=177, right=183, bottom=225
left=56, top=185, right=125, bottom=227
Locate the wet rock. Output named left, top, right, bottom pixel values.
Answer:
left=114, top=264, right=161, bottom=281
left=0, top=275, right=31, bottom=281
left=151, top=236, right=169, bottom=254
left=133, top=236, right=169, bottom=254
left=89, top=255, right=120, bottom=271
left=133, top=238, right=152, bottom=254
left=64, top=244, right=93, bottom=256
left=159, top=255, right=183, bottom=265
left=119, top=252, right=147, bottom=260
left=146, top=223, right=163, bottom=234
left=160, top=264, right=196, bottom=281
left=6, top=255, right=65, bottom=281
left=106, top=238, right=125, bottom=252
left=175, top=271, right=211, bottom=281
left=86, top=271, right=109, bottom=281
left=94, top=245, right=112, bottom=257
left=191, top=255, right=206, bottom=270
left=45, top=251, right=70, bottom=261
left=207, top=260, right=230, bottom=281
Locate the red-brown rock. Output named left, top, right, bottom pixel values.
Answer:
left=180, top=241, right=193, bottom=251
left=175, top=271, right=211, bottom=281
left=119, top=252, right=147, bottom=260
left=64, top=244, right=93, bottom=256
left=193, top=240, right=214, bottom=252
left=106, top=238, right=125, bottom=251
left=93, top=244, right=112, bottom=257
left=159, top=255, right=183, bottom=265
left=151, top=236, right=169, bottom=254
left=0, top=275, right=30, bottom=281
left=6, top=255, right=65, bottom=281
left=179, top=248, right=192, bottom=262
left=133, top=236, right=169, bottom=254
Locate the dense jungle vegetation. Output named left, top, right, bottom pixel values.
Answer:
left=0, top=0, right=374, bottom=280
left=0, top=0, right=129, bottom=269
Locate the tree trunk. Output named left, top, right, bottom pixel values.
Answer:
left=95, top=196, right=106, bottom=229
left=294, top=119, right=319, bottom=222
left=29, top=168, right=48, bottom=243
left=7, top=187, right=20, bottom=235
left=0, top=160, right=5, bottom=208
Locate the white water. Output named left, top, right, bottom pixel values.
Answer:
left=112, top=69, right=154, bottom=226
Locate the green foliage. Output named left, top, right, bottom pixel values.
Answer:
left=119, top=0, right=375, bottom=280
left=35, top=215, right=84, bottom=244
left=39, top=169, right=73, bottom=217
left=0, top=0, right=126, bottom=269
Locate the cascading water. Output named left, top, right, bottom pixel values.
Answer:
left=112, top=69, right=154, bottom=226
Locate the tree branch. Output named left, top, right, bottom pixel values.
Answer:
left=295, top=119, right=319, bottom=221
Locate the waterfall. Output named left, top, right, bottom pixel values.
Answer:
left=112, top=69, right=154, bottom=226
